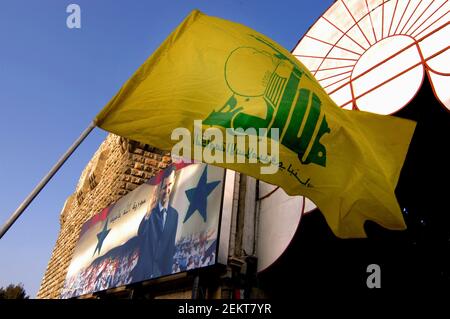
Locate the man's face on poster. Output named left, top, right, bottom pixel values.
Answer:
left=159, top=173, right=175, bottom=206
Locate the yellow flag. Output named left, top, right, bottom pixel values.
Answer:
left=96, top=10, right=416, bottom=238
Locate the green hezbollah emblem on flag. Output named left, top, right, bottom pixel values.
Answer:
left=95, top=10, right=416, bottom=238
left=204, top=35, right=330, bottom=167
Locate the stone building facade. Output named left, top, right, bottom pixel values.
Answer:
left=37, top=133, right=260, bottom=299
left=37, top=134, right=172, bottom=298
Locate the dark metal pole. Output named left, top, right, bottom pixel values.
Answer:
left=192, top=274, right=200, bottom=299
left=0, top=120, right=97, bottom=239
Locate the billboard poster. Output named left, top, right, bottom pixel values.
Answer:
left=60, top=163, right=225, bottom=299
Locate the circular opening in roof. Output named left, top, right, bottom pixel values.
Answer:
left=351, top=35, right=424, bottom=115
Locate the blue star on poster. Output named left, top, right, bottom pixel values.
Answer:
left=183, top=166, right=221, bottom=223
left=93, top=218, right=110, bottom=256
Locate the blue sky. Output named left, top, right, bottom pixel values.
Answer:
left=0, top=0, right=333, bottom=298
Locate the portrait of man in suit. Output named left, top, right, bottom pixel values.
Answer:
left=131, top=166, right=179, bottom=282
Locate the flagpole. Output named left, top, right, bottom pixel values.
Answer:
left=0, top=120, right=97, bottom=239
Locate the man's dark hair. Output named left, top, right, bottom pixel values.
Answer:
left=161, top=165, right=176, bottom=181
